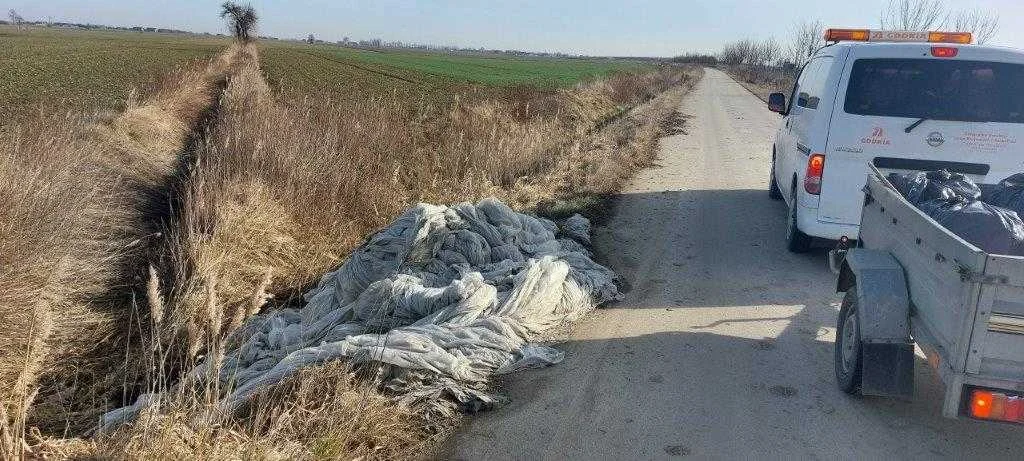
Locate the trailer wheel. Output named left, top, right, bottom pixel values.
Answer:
left=835, top=287, right=863, bottom=394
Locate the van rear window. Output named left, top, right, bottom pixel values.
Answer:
left=844, top=58, right=1024, bottom=124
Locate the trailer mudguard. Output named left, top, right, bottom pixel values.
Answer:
left=837, top=249, right=915, bottom=397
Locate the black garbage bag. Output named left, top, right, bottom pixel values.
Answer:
left=887, top=170, right=981, bottom=205
left=929, top=170, right=982, bottom=202
left=917, top=198, right=1024, bottom=255
left=887, top=171, right=929, bottom=203
left=982, top=173, right=1024, bottom=217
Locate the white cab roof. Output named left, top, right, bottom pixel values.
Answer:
left=814, top=42, right=1024, bottom=64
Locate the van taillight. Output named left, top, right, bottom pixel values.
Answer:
left=804, top=154, right=825, bottom=195
left=931, top=46, right=959, bottom=58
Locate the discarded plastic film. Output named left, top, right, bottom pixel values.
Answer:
left=102, top=198, right=620, bottom=428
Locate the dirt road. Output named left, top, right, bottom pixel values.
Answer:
left=447, top=68, right=1024, bottom=459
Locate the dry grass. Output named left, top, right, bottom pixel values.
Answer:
left=98, top=362, right=427, bottom=460
left=28, top=362, right=429, bottom=460
left=3, top=37, right=700, bottom=459
left=0, top=45, right=243, bottom=458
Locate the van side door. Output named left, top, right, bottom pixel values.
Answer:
left=774, top=64, right=803, bottom=197
left=780, top=58, right=822, bottom=202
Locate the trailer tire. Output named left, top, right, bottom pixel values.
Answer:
left=835, top=288, right=863, bottom=394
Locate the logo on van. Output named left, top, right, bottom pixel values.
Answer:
left=926, top=131, right=945, bottom=147
left=860, top=127, right=891, bottom=146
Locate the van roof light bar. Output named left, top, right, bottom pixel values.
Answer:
left=824, top=29, right=972, bottom=44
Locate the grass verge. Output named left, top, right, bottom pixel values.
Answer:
left=1, top=44, right=243, bottom=458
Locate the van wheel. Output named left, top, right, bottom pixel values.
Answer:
left=769, top=159, right=783, bottom=200
left=835, top=288, right=863, bottom=394
left=786, top=188, right=812, bottom=253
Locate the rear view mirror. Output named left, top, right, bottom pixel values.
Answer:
left=768, top=92, right=786, bottom=114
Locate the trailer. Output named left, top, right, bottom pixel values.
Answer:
left=835, top=166, right=1024, bottom=423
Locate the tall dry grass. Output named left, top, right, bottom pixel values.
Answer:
left=0, top=45, right=244, bottom=458
left=84, top=361, right=428, bottom=460
left=4, top=37, right=699, bottom=458
left=0, top=113, right=128, bottom=457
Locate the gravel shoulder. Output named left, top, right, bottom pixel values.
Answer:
left=446, top=68, right=1024, bottom=460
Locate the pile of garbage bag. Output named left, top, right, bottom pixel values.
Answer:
left=888, top=169, right=982, bottom=204
left=101, top=198, right=620, bottom=429
left=888, top=170, right=1024, bottom=255
left=983, top=173, right=1024, bottom=217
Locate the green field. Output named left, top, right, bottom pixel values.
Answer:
left=260, top=41, right=651, bottom=95
left=1, top=25, right=654, bottom=117
left=0, top=26, right=228, bottom=117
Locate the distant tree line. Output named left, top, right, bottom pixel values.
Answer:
left=2, top=8, right=222, bottom=36
left=672, top=0, right=1000, bottom=87
left=670, top=53, right=718, bottom=66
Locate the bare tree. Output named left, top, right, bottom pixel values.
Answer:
left=788, top=20, right=824, bottom=67
left=749, top=40, right=767, bottom=67
left=721, top=37, right=784, bottom=82
left=880, top=0, right=945, bottom=30
left=946, top=8, right=999, bottom=44
left=8, top=9, right=24, bottom=30
left=752, top=37, right=783, bottom=81
left=758, top=38, right=782, bottom=66
left=880, top=0, right=999, bottom=45
left=219, top=2, right=258, bottom=42
left=721, top=39, right=752, bottom=66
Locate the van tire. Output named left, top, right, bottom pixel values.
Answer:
left=835, top=288, right=863, bottom=394
left=786, top=188, right=812, bottom=253
left=769, top=158, right=783, bottom=200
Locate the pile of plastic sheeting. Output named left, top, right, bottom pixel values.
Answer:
left=101, top=198, right=620, bottom=429
left=889, top=170, right=1024, bottom=255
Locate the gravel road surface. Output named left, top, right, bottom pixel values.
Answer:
left=446, top=68, right=1024, bottom=460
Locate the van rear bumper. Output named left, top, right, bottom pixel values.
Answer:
left=796, top=205, right=859, bottom=241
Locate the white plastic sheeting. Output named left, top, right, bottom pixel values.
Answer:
left=102, top=198, right=619, bottom=428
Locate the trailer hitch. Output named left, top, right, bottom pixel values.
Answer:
left=828, top=236, right=852, bottom=274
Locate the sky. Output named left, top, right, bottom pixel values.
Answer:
left=4, top=0, right=1024, bottom=57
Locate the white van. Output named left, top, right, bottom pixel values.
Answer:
left=768, top=29, right=1024, bottom=252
